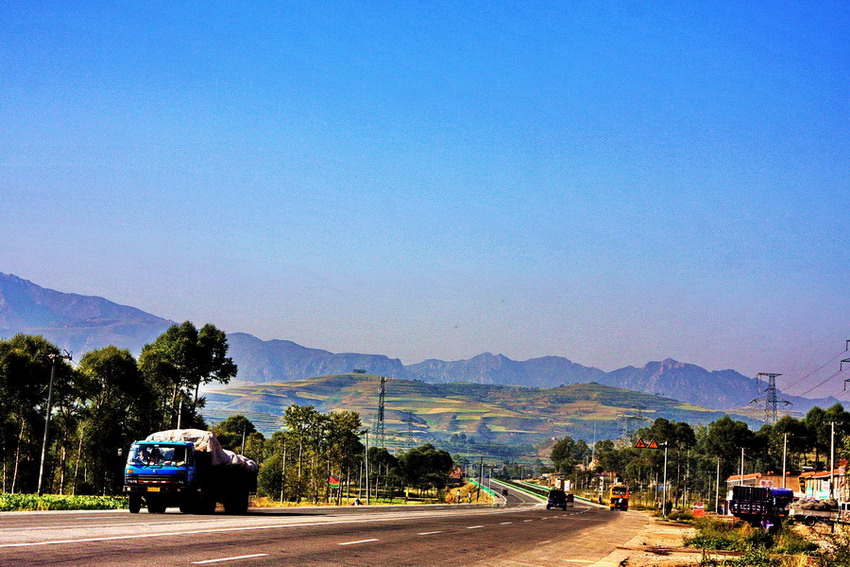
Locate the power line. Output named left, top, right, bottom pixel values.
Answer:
left=798, top=369, right=843, bottom=398
left=781, top=348, right=848, bottom=393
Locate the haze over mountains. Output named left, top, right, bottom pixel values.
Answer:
left=0, top=272, right=834, bottom=414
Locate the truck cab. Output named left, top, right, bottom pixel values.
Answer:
left=124, top=441, right=197, bottom=513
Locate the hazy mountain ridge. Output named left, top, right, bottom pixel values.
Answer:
left=0, top=272, right=837, bottom=413
left=0, top=273, right=173, bottom=355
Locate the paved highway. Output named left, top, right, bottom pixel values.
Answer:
left=0, top=483, right=648, bottom=566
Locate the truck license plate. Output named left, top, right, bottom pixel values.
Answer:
left=146, top=487, right=160, bottom=492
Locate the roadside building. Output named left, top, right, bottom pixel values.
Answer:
left=798, top=468, right=849, bottom=501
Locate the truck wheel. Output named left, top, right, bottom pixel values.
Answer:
left=147, top=499, right=166, bottom=514
left=199, top=493, right=217, bottom=515
left=129, top=494, right=141, bottom=514
left=224, top=492, right=249, bottom=515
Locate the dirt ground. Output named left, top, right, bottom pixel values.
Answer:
left=590, top=513, right=705, bottom=567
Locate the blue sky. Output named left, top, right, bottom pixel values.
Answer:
left=1, top=3, right=848, bottom=394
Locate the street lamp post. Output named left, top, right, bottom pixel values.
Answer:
left=38, top=351, right=71, bottom=496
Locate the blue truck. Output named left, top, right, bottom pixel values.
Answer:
left=123, top=429, right=258, bottom=515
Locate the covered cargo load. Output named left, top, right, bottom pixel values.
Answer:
left=145, top=429, right=258, bottom=471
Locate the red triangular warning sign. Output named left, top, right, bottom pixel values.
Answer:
left=635, top=439, right=647, bottom=448
left=648, top=439, right=659, bottom=449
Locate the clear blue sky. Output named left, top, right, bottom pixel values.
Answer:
left=1, top=2, right=848, bottom=395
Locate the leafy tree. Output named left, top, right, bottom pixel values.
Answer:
left=551, top=435, right=589, bottom=473
left=76, top=346, right=147, bottom=493
left=0, top=335, right=75, bottom=494
left=139, top=322, right=237, bottom=429
left=398, top=443, right=454, bottom=494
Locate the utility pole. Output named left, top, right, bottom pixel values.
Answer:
left=364, top=430, right=370, bottom=505
left=38, top=351, right=72, bottom=496
left=782, top=433, right=788, bottom=489
left=739, top=447, right=745, bottom=486
left=715, top=457, right=721, bottom=514
left=830, top=421, right=837, bottom=500
left=662, top=441, right=669, bottom=518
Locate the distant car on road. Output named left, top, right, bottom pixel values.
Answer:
left=547, top=489, right=568, bottom=510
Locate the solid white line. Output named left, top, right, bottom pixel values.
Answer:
left=191, top=554, right=268, bottom=564
left=417, top=531, right=443, bottom=535
left=0, top=508, right=525, bottom=548
left=338, top=538, right=378, bottom=546
left=466, top=525, right=484, bottom=529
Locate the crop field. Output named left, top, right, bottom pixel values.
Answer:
left=204, top=374, right=757, bottom=452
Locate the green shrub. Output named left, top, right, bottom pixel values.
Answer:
left=0, top=493, right=127, bottom=511
left=668, top=509, right=695, bottom=522
left=772, top=529, right=817, bottom=555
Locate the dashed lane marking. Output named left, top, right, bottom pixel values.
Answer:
left=499, top=521, right=512, bottom=525
left=417, top=531, right=443, bottom=535
left=338, top=539, right=379, bottom=546
left=466, top=525, right=484, bottom=529
left=191, top=554, right=268, bottom=564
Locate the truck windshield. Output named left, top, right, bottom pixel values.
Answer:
left=128, top=444, right=187, bottom=466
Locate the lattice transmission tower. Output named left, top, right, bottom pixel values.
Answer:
left=373, top=376, right=387, bottom=448
left=750, top=372, right=791, bottom=424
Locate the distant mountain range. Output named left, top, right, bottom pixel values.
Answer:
left=0, top=272, right=837, bottom=414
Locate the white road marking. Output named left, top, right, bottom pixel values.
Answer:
left=466, top=525, right=484, bottom=529
left=417, top=531, right=443, bottom=535
left=339, top=538, right=378, bottom=546
left=0, top=507, right=535, bottom=548
left=537, top=539, right=553, bottom=545
left=499, top=521, right=512, bottom=525
left=561, top=560, right=595, bottom=564
left=523, top=519, right=533, bottom=522
left=192, top=554, right=268, bottom=564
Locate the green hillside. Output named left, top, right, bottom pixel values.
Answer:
left=203, top=374, right=759, bottom=451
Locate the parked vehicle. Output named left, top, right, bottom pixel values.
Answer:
left=728, top=485, right=793, bottom=525
left=609, top=484, right=630, bottom=511
left=790, top=499, right=846, bottom=525
left=123, top=429, right=258, bottom=515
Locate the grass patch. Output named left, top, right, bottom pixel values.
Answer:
left=0, top=493, right=128, bottom=511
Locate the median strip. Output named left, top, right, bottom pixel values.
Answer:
left=191, top=554, right=268, bottom=564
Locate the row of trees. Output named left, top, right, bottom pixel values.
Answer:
left=212, top=407, right=455, bottom=503
left=0, top=323, right=236, bottom=495
left=0, top=328, right=456, bottom=499
left=550, top=405, right=850, bottom=509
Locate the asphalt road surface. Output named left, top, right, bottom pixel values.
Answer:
left=0, top=483, right=648, bottom=567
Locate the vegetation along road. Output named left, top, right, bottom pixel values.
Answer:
left=0, top=483, right=647, bottom=567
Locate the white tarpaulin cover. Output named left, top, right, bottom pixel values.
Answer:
left=145, top=429, right=258, bottom=471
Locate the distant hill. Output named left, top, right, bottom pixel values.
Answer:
left=0, top=273, right=172, bottom=356
left=0, top=272, right=837, bottom=414
left=203, top=373, right=762, bottom=446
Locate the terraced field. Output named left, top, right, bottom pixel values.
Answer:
left=204, top=374, right=758, bottom=451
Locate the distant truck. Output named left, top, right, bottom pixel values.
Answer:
left=728, top=485, right=794, bottom=525
left=609, top=484, right=630, bottom=511
left=123, top=429, right=258, bottom=515
left=790, top=499, right=846, bottom=525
